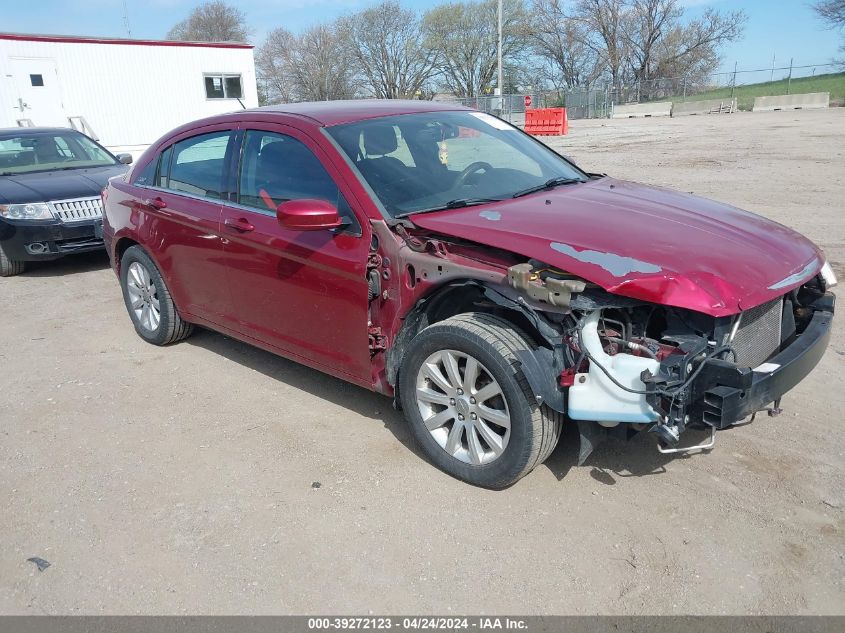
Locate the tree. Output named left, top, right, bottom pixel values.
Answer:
left=167, top=0, right=249, bottom=42
left=422, top=0, right=531, bottom=98
left=624, top=1, right=745, bottom=83
left=575, top=0, right=628, bottom=89
left=531, top=0, right=603, bottom=89
left=339, top=1, right=439, bottom=99
left=813, top=0, right=845, bottom=26
left=256, top=25, right=358, bottom=103
left=812, top=0, right=845, bottom=53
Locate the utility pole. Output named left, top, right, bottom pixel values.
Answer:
left=497, top=0, right=503, bottom=106
left=730, top=61, right=737, bottom=99
left=787, top=57, right=793, bottom=94
left=122, top=0, right=132, bottom=38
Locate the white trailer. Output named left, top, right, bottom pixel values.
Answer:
left=0, top=32, right=257, bottom=158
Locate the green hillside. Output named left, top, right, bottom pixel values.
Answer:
left=678, top=72, right=845, bottom=110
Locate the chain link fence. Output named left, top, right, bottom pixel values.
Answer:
left=547, top=62, right=844, bottom=119
left=433, top=93, right=548, bottom=125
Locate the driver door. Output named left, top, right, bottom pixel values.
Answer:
left=219, top=125, right=373, bottom=384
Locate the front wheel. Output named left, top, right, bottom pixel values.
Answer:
left=0, top=243, right=25, bottom=277
left=398, top=313, right=562, bottom=488
left=119, top=246, right=193, bottom=345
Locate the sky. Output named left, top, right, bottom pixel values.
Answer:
left=0, top=0, right=842, bottom=77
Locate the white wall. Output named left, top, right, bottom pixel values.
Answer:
left=0, top=36, right=258, bottom=157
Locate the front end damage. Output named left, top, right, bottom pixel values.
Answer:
left=506, top=260, right=836, bottom=461
left=373, top=219, right=836, bottom=464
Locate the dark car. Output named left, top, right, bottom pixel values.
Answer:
left=102, top=101, right=835, bottom=488
left=0, top=127, right=131, bottom=276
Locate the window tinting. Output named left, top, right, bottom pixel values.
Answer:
left=167, top=131, right=232, bottom=199
left=30, top=74, right=44, bottom=87
left=237, top=130, right=359, bottom=233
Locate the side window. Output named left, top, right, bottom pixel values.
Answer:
left=167, top=131, right=232, bottom=199
left=237, top=130, right=360, bottom=234
left=134, top=145, right=173, bottom=188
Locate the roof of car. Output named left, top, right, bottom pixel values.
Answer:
left=245, top=99, right=470, bottom=127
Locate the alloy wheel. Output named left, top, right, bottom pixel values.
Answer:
left=126, top=261, right=161, bottom=332
left=415, top=349, right=511, bottom=465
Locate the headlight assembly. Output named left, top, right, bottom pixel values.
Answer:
left=820, top=261, right=838, bottom=290
left=0, top=203, right=54, bottom=221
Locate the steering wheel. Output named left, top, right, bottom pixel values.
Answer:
left=454, top=161, right=493, bottom=188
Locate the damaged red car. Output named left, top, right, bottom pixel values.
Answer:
left=102, top=101, right=836, bottom=488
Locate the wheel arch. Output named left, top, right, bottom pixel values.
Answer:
left=387, top=280, right=567, bottom=413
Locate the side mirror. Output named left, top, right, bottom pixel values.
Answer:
left=276, top=199, right=342, bottom=231
left=116, top=153, right=133, bottom=165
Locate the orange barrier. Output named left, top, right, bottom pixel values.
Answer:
left=524, top=108, right=568, bottom=136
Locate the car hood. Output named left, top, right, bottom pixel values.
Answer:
left=0, top=165, right=127, bottom=205
left=409, top=178, right=824, bottom=317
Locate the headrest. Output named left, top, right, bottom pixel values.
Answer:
left=363, top=125, right=398, bottom=156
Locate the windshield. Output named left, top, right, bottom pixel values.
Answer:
left=0, top=131, right=117, bottom=175
left=325, top=111, right=586, bottom=217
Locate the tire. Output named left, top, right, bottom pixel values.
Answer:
left=120, top=245, right=193, bottom=345
left=398, top=312, right=563, bottom=488
left=0, top=243, right=25, bottom=277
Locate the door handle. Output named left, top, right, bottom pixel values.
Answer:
left=144, top=197, right=166, bottom=210
left=224, top=217, right=255, bottom=233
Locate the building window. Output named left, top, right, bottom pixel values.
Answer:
left=30, top=74, right=44, bottom=87
left=204, top=74, right=243, bottom=99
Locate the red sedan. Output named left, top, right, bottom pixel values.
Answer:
left=102, top=100, right=836, bottom=488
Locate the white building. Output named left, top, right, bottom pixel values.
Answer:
left=0, top=32, right=258, bottom=157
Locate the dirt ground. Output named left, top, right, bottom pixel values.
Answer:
left=1, top=109, right=843, bottom=615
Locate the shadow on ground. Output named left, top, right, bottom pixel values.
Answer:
left=21, top=251, right=111, bottom=277
left=187, top=327, right=716, bottom=486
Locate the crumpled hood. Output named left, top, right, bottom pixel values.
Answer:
left=0, top=165, right=127, bottom=205
left=409, top=178, right=824, bottom=316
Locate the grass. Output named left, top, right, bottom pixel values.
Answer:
left=675, top=72, right=845, bottom=110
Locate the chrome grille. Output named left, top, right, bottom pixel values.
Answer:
left=731, top=297, right=783, bottom=368
left=50, top=197, right=103, bottom=223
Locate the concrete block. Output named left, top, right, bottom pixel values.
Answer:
left=611, top=101, right=672, bottom=118
left=752, top=92, right=830, bottom=112
left=672, top=98, right=737, bottom=116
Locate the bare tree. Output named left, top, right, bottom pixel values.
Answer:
left=256, top=25, right=358, bottom=103
left=621, top=0, right=681, bottom=82
left=422, top=0, right=531, bottom=98
left=531, top=0, right=602, bottom=89
left=576, top=0, right=628, bottom=89
left=649, top=7, right=746, bottom=80
left=813, top=0, right=845, bottom=53
left=813, top=0, right=845, bottom=26
left=339, top=1, right=439, bottom=99
left=167, top=0, right=249, bottom=42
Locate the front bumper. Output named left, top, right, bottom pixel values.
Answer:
left=0, top=218, right=104, bottom=261
left=647, top=293, right=835, bottom=431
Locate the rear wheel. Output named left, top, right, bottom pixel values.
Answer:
left=120, top=246, right=193, bottom=345
left=0, top=244, right=25, bottom=277
left=399, top=313, right=562, bottom=488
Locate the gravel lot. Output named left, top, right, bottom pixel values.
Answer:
left=1, top=109, right=843, bottom=615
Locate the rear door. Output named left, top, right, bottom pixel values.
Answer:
left=133, top=127, right=237, bottom=325
left=218, top=124, right=372, bottom=382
